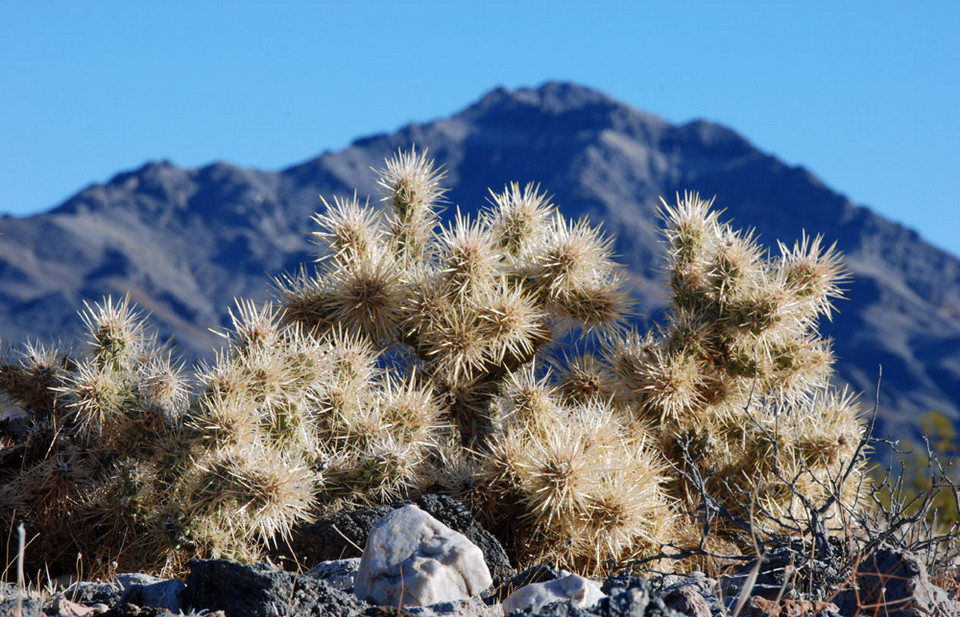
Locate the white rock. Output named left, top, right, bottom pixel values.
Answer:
left=354, top=504, right=493, bottom=607
left=502, top=574, right=606, bottom=614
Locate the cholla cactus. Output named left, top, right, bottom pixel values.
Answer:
left=1, top=294, right=442, bottom=575
left=468, top=364, right=673, bottom=573
left=181, top=297, right=444, bottom=560
left=278, top=150, right=628, bottom=449
left=0, top=295, right=193, bottom=574
left=0, top=150, right=867, bottom=579
left=607, top=193, right=864, bottom=544
left=278, top=155, right=864, bottom=572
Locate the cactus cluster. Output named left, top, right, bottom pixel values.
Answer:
left=609, top=195, right=865, bottom=549
left=0, top=295, right=442, bottom=576
left=0, top=149, right=866, bottom=579
left=0, top=297, right=192, bottom=574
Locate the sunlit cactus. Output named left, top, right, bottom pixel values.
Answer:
left=607, top=192, right=865, bottom=544
left=473, top=376, right=673, bottom=574
left=0, top=150, right=868, bottom=580
left=279, top=149, right=627, bottom=451
left=282, top=157, right=863, bottom=571
left=183, top=299, right=442, bottom=557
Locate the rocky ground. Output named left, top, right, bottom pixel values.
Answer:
left=1, top=495, right=957, bottom=617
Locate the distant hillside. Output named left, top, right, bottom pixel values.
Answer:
left=2, top=81, right=958, bottom=440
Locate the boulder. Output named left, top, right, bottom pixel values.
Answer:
left=355, top=505, right=493, bottom=607
left=413, top=493, right=515, bottom=587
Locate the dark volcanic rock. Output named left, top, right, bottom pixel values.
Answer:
left=719, top=539, right=850, bottom=605
left=117, top=577, right=186, bottom=613
left=63, top=573, right=182, bottom=609
left=184, top=558, right=370, bottom=617
left=277, top=503, right=396, bottom=565
left=847, top=549, right=959, bottom=617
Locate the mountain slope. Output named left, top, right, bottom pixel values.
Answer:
left=2, top=81, right=958, bottom=439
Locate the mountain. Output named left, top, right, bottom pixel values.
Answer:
left=2, top=82, right=958, bottom=440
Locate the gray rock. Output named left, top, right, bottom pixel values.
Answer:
left=510, top=575, right=686, bottom=617
left=502, top=574, right=605, bottom=614
left=114, top=573, right=164, bottom=588
left=0, top=597, right=43, bottom=617
left=403, top=597, right=502, bottom=617
left=498, top=575, right=684, bottom=617
left=853, top=549, right=959, bottom=617
left=489, top=565, right=566, bottom=605
left=61, top=572, right=183, bottom=612
left=62, top=580, right=119, bottom=606
left=355, top=505, right=493, bottom=607
left=118, top=577, right=186, bottom=613
left=99, top=604, right=181, bottom=617
left=304, top=558, right=361, bottom=591
left=0, top=583, right=23, bottom=603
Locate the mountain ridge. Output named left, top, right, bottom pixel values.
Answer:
left=1, top=80, right=958, bottom=440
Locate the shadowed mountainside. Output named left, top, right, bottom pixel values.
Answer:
left=2, top=81, right=958, bottom=440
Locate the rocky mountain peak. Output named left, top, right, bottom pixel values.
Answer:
left=458, top=81, right=670, bottom=139
left=473, top=81, right=621, bottom=114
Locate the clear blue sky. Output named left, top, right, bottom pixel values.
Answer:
left=3, top=2, right=959, bottom=256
